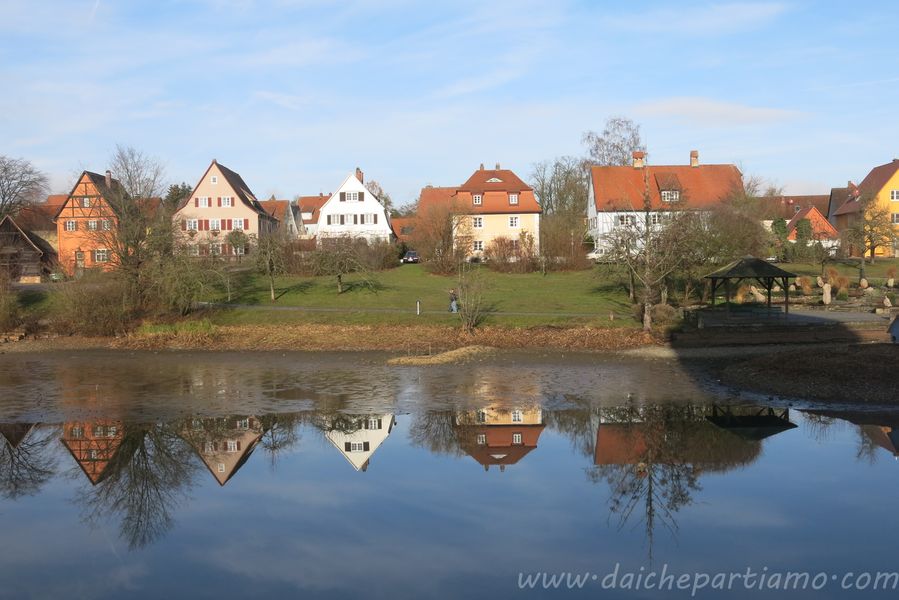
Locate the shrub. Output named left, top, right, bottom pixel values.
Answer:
left=50, top=272, right=134, bottom=336
left=797, top=276, right=813, bottom=296
left=483, top=233, right=539, bottom=274
left=650, top=303, right=679, bottom=329
left=836, top=289, right=849, bottom=301
left=834, top=275, right=850, bottom=293
left=826, top=267, right=840, bottom=283
left=0, top=275, right=19, bottom=331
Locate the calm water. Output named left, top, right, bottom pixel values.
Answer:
left=0, top=351, right=898, bottom=599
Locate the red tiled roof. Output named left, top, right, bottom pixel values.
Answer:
left=259, top=199, right=289, bottom=223
left=390, top=216, right=415, bottom=242
left=296, top=194, right=331, bottom=225
left=858, top=159, right=899, bottom=196
left=15, top=194, right=67, bottom=230
left=786, top=206, right=839, bottom=240
left=461, top=424, right=545, bottom=468
left=758, top=194, right=830, bottom=220
left=418, top=167, right=542, bottom=216
left=590, top=163, right=743, bottom=211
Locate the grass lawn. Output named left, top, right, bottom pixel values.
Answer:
left=786, top=257, right=899, bottom=281
left=205, top=265, right=635, bottom=328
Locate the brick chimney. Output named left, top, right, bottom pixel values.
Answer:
left=105, top=170, right=112, bottom=188
left=495, top=162, right=501, bottom=169
left=355, top=167, right=363, bottom=183
left=632, top=151, right=645, bottom=169
left=479, top=163, right=484, bottom=170
left=690, top=150, right=699, bottom=167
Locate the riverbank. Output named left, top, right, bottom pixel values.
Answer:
left=0, top=323, right=656, bottom=353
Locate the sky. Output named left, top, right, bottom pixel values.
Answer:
left=2, top=0, right=898, bottom=206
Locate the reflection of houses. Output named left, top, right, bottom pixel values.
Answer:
left=181, top=416, right=265, bottom=486
left=454, top=407, right=545, bottom=472
left=60, top=420, right=125, bottom=484
left=0, top=423, right=39, bottom=450
left=324, top=414, right=395, bottom=472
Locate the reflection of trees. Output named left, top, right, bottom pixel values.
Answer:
left=0, top=424, right=58, bottom=499
left=78, top=423, right=197, bottom=550
left=258, top=413, right=303, bottom=467
left=588, top=404, right=763, bottom=560
left=408, top=411, right=464, bottom=457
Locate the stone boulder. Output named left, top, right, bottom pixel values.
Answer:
left=816, top=276, right=825, bottom=288
left=749, top=285, right=766, bottom=303
left=885, top=296, right=893, bottom=308
left=860, top=278, right=869, bottom=289
left=822, top=283, right=832, bottom=305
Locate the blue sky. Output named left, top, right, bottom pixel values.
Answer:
left=2, top=0, right=897, bottom=205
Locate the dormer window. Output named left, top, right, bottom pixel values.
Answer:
left=473, top=194, right=482, bottom=205
left=509, top=193, right=519, bottom=205
left=487, top=177, right=502, bottom=183
left=211, top=175, right=218, bottom=184
left=660, top=190, right=680, bottom=203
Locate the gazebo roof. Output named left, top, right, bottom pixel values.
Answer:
left=704, top=256, right=797, bottom=280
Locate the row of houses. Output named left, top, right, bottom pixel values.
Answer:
left=3, top=152, right=899, bottom=282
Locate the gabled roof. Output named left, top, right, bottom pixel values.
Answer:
left=15, top=195, right=66, bottom=230
left=418, top=164, right=542, bottom=216
left=390, top=216, right=415, bottom=241
left=590, top=163, right=742, bottom=211
left=182, top=160, right=274, bottom=219
left=460, top=424, right=545, bottom=469
left=296, top=194, right=331, bottom=225
left=858, top=159, right=899, bottom=196
left=827, top=186, right=852, bottom=220
left=460, top=168, right=532, bottom=194
left=786, top=206, right=839, bottom=240
left=259, top=199, right=288, bottom=223
left=0, top=215, right=47, bottom=256
left=759, top=194, right=830, bottom=220
left=54, top=170, right=125, bottom=221
left=0, top=423, right=37, bottom=449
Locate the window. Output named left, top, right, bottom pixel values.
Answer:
left=237, top=418, right=249, bottom=429
left=350, top=442, right=365, bottom=452
left=210, top=242, right=222, bottom=256
left=188, top=245, right=200, bottom=256
left=221, top=196, right=233, bottom=207
left=367, top=417, right=381, bottom=430
left=101, top=219, right=112, bottom=230
left=472, top=216, right=483, bottom=228
left=226, top=440, right=239, bottom=452
left=476, top=434, right=486, bottom=445
left=617, top=215, right=636, bottom=227
left=71, top=426, right=84, bottom=438
left=661, top=190, right=680, bottom=202
left=362, top=213, right=376, bottom=225
left=89, top=449, right=99, bottom=460
left=509, top=193, right=519, bottom=205
left=87, top=220, right=98, bottom=231
left=211, top=175, right=218, bottom=184
left=198, top=197, right=210, bottom=208
left=204, top=442, right=215, bottom=454
left=82, top=197, right=91, bottom=208
left=92, top=426, right=104, bottom=437
left=94, top=249, right=109, bottom=263
left=65, top=220, right=77, bottom=231
left=346, top=191, right=359, bottom=202
left=187, top=219, right=199, bottom=231
left=473, top=240, right=484, bottom=252
left=486, top=177, right=502, bottom=183
left=233, top=218, right=244, bottom=230
left=233, top=245, right=245, bottom=256
left=210, top=218, right=221, bottom=231
left=476, top=410, right=487, bottom=423
left=891, top=190, right=899, bottom=201
left=509, top=216, right=519, bottom=228
left=511, top=410, right=523, bottom=422
left=108, top=426, right=117, bottom=437
left=217, top=463, right=225, bottom=473
left=892, top=213, right=899, bottom=224
left=473, top=194, right=482, bottom=205
left=649, top=213, right=663, bottom=226
left=512, top=433, right=523, bottom=445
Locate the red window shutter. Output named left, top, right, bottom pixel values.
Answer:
left=244, top=218, right=249, bottom=230
left=226, top=219, right=232, bottom=230
left=217, top=197, right=222, bottom=207
left=202, top=220, right=208, bottom=231
left=340, top=192, right=346, bottom=202
left=236, top=441, right=241, bottom=451
left=194, top=198, right=199, bottom=207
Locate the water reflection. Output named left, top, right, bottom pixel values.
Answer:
left=0, top=423, right=57, bottom=499
left=454, top=406, right=545, bottom=472
left=318, top=414, right=396, bottom=472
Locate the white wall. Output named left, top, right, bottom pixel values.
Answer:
left=317, top=174, right=393, bottom=243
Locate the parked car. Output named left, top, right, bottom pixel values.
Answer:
left=401, top=250, right=420, bottom=264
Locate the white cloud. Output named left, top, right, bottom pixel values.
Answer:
left=602, top=2, right=789, bottom=35
left=634, top=96, right=801, bottom=125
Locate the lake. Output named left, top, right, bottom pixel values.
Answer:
left=0, top=351, right=897, bottom=599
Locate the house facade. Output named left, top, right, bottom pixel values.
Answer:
left=453, top=406, right=545, bottom=472
left=260, top=198, right=300, bottom=238
left=174, top=159, right=279, bottom=257
left=785, top=206, right=839, bottom=248
left=586, top=151, right=743, bottom=253
left=180, top=416, right=265, bottom=486
left=324, top=413, right=395, bottom=472
left=315, top=168, right=393, bottom=243
left=0, top=215, right=56, bottom=283
left=831, top=159, right=899, bottom=257
left=54, top=171, right=124, bottom=276
left=417, top=164, right=542, bottom=259
left=296, top=193, right=331, bottom=238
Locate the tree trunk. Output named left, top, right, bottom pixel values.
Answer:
left=660, top=284, right=668, bottom=306
left=628, top=271, right=635, bottom=302
left=269, top=273, right=275, bottom=302
left=643, top=299, right=652, bottom=332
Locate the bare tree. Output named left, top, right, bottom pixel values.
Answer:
left=0, top=424, right=58, bottom=499
left=314, top=237, right=380, bottom=294
left=364, top=180, right=393, bottom=212
left=457, top=261, right=489, bottom=333
left=0, top=156, right=48, bottom=218
left=582, top=117, right=646, bottom=167
left=409, top=196, right=472, bottom=275
left=253, top=233, right=288, bottom=301
left=845, top=194, right=897, bottom=264
left=109, top=144, right=166, bottom=202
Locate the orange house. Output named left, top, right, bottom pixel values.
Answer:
left=54, top=171, right=123, bottom=276
left=785, top=206, right=839, bottom=242
left=60, top=419, right=125, bottom=485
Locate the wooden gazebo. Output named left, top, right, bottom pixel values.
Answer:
left=705, top=256, right=797, bottom=314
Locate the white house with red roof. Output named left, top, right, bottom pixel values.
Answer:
left=315, top=168, right=393, bottom=243
left=586, top=150, right=743, bottom=253
left=295, top=193, right=331, bottom=238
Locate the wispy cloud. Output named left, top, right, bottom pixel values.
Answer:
left=602, top=2, right=789, bottom=35
left=634, top=96, right=801, bottom=125
left=250, top=90, right=311, bottom=111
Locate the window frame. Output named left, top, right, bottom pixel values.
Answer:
left=511, top=410, right=523, bottom=423
left=94, top=248, right=109, bottom=263
left=509, top=216, right=519, bottom=228
left=512, top=433, right=523, bottom=445
left=221, top=196, right=233, bottom=207
left=891, top=190, right=899, bottom=201
left=472, top=216, right=483, bottom=228
left=186, top=219, right=199, bottom=231
left=211, top=175, right=218, bottom=184
left=65, top=220, right=77, bottom=232
left=473, top=240, right=484, bottom=252
left=473, top=194, right=482, bottom=206
left=509, top=193, right=519, bottom=205
left=87, top=220, right=98, bottom=231
left=661, top=190, right=680, bottom=203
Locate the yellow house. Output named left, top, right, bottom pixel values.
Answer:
left=417, top=164, right=542, bottom=259
left=832, top=159, right=899, bottom=257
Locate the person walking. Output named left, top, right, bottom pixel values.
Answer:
left=449, top=288, right=458, bottom=313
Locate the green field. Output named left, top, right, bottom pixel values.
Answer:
left=206, top=264, right=634, bottom=328
left=785, top=258, right=899, bottom=281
